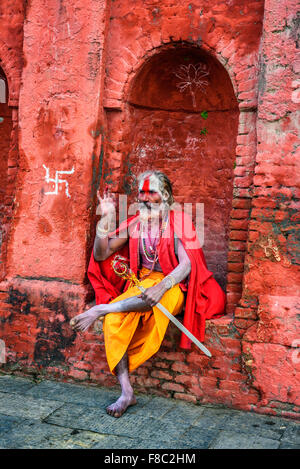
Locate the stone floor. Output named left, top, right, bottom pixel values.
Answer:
left=0, top=373, right=299, bottom=449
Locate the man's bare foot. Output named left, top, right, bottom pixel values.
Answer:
left=70, top=306, right=106, bottom=332
left=106, top=393, right=137, bottom=418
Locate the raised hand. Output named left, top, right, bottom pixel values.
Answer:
left=96, top=186, right=117, bottom=218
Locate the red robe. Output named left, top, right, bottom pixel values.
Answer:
left=87, top=210, right=226, bottom=349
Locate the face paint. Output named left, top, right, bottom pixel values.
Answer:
left=138, top=174, right=170, bottom=224
left=138, top=174, right=162, bottom=197
left=141, top=178, right=150, bottom=193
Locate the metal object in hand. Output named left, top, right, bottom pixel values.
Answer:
left=111, top=255, right=212, bottom=357
left=138, top=284, right=212, bottom=357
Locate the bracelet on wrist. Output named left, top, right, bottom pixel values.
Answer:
left=96, top=224, right=109, bottom=238
left=163, top=275, right=176, bottom=290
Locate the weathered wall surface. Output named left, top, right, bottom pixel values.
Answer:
left=0, top=0, right=299, bottom=419
left=240, top=0, right=300, bottom=416
left=0, top=0, right=25, bottom=280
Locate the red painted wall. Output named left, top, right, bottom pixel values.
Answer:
left=0, top=0, right=299, bottom=419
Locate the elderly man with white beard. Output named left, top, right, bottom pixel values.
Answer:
left=71, top=170, right=225, bottom=418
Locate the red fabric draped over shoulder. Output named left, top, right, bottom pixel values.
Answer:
left=157, top=210, right=226, bottom=348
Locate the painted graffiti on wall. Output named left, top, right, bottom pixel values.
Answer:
left=174, top=63, right=209, bottom=109
left=43, top=164, right=75, bottom=198
left=258, top=234, right=291, bottom=267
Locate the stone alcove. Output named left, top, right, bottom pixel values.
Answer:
left=119, top=46, right=239, bottom=291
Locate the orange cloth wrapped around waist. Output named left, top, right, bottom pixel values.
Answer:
left=103, top=267, right=184, bottom=375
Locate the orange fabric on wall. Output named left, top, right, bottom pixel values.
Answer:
left=103, top=267, right=184, bottom=374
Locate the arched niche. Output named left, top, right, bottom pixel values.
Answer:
left=0, top=67, right=13, bottom=274
left=122, top=46, right=239, bottom=290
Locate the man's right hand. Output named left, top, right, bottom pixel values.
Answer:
left=97, top=187, right=117, bottom=218
left=94, top=186, right=128, bottom=261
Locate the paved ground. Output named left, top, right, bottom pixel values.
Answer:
left=0, top=373, right=299, bottom=449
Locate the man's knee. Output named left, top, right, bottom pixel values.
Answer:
left=104, top=311, right=127, bottom=329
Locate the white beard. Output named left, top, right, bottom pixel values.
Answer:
left=139, top=202, right=168, bottom=225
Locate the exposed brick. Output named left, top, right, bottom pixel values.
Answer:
left=228, top=283, right=243, bottom=292
left=219, top=380, right=243, bottom=393
left=220, top=337, right=242, bottom=352
left=227, top=272, right=244, bottom=284
left=157, top=352, right=186, bottom=362
left=151, top=369, right=172, bottom=380
left=226, top=291, right=244, bottom=304
left=236, top=68, right=256, bottom=82
left=234, top=188, right=253, bottom=198
left=227, top=251, right=246, bottom=262
left=175, top=374, right=199, bottom=387
left=232, top=198, right=252, bottom=209
left=227, top=262, right=245, bottom=272
left=234, top=175, right=254, bottom=188
left=171, top=362, right=192, bottom=374
left=69, top=370, right=89, bottom=381
left=73, top=361, right=93, bottom=371
left=136, top=367, right=149, bottom=376
left=153, top=361, right=170, bottom=369
left=161, top=382, right=185, bottom=393
left=233, top=318, right=256, bottom=329
left=238, top=78, right=257, bottom=92
left=229, top=230, right=248, bottom=241
left=229, top=240, right=247, bottom=251
left=234, top=307, right=258, bottom=319
left=233, top=166, right=248, bottom=177
left=230, top=209, right=251, bottom=219
left=198, top=376, right=218, bottom=391
left=135, top=377, right=160, bottom=388
left=186, top=352, right=211, bottom=368
left=173, top=393, right=197, bottom=404
left=228, top=371, right=248, bottom=382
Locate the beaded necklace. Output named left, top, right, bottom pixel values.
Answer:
left=139, top=212, right=169, bottom=278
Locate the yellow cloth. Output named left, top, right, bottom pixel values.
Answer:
left=103, top=267, right=184, bottom=375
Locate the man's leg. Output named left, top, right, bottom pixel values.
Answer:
left=106, top=351, right=137, bottom=418
left=71, top=295, right=151, bottom=332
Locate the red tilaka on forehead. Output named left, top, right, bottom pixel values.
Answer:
left=141, top=178, right=150, bottom=192
left=139, top=174, right=162, bottom=195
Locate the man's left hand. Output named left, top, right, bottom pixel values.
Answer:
left=138, top=283, right=168, bottom=308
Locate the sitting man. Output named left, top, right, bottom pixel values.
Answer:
left=71, top=170, right=225, bottom=417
